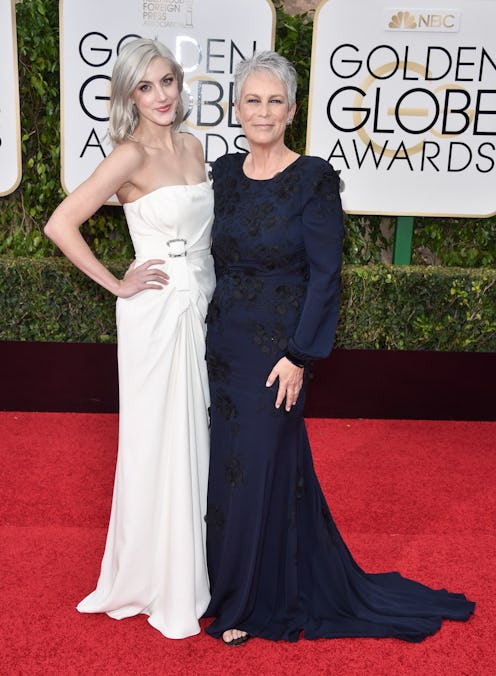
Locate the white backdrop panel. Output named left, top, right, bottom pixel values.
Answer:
left=0, top=0, right=21, bottom=196
left=307, top=0, right=496, bottom=216
left=60, top=0, right=275, bottom=199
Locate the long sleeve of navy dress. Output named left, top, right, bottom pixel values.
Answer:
left=203, top=152, right=475, bottom=642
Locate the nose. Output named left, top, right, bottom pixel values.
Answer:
left=154, top=84, right=167, bottom=100
left=259, top=102, right=269, bottom=117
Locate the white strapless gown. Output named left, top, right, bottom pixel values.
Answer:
left=77, top=182, right=215, bottom=639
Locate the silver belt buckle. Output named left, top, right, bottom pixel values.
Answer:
left=167, top=238, right=187, bottom=257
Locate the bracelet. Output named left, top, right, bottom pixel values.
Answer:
left=284, top=350, right=306, bottom=368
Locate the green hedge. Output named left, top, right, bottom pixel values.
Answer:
left=2, top=256, right=494, bottom=351
left=340, top=265, right=496, bottom=351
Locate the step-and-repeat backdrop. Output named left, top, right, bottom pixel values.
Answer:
left=307, top=0, right=496, bottom=216
left=59, top=0, right=275, bottom=199
left=4, top=0, right=495, bottom=215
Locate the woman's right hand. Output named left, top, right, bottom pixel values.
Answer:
left=266, top=356, right=304, bottom=412
left=117, top=259, right=170, bottom=298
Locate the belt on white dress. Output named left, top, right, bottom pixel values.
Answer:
left=166, top=238, right=210, bottom=291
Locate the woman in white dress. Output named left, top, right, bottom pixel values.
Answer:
left=44, top=38, right=215, bottom=639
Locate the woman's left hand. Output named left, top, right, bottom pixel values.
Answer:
left=266, top=357, right=304, bottom=411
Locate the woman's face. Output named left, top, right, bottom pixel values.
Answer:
left=131, top=56, right=179, bottom=128
left=235, top=70, right=296, bottom=148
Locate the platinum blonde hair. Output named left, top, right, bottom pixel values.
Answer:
left=109, top=38, right=185, bottom=144
left=234, top=50, right=297, bottom=109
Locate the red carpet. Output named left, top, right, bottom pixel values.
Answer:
left=0, top=413, right=493, bottom=675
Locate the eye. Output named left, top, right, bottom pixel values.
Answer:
left=139, top=83, right=151, bottom=92
left=246, top=97, right=260, bottom=104
left=162, top=76, right=174, bottom=86
left=270, top=98, right=284, bottom=104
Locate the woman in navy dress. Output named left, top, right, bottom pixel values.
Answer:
left=204, top=51, right=474, bottom=646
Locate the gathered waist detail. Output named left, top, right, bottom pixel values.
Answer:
left=135, top=244, right=212, bottom=291
left=134, top=246, right=211, bottom=262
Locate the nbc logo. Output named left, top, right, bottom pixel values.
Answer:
left=389, top=11, right=417, bottom=29
left=386, top=9, right=459, bottom=32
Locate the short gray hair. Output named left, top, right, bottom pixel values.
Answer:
left=109, top=38, right=185, bottom=144
left=234, top=51, right=297, bottom=109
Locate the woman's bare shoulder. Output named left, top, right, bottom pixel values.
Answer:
left=178, top=130, right=202, bottom=150
left=109, top=139, right=146, bottom=163
left=178, top=131, right=205, bottom=167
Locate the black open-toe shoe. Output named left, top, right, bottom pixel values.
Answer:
left=221, top=631, right=251, bottom=647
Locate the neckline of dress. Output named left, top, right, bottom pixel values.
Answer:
left=122, top=181, right=210, bottom=206
left=240, top=154, right=303, bottom=182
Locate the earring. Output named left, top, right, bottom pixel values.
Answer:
left=286, top=118, right=293, bottom=126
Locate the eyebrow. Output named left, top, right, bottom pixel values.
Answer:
left=243, top=92, right=286, bottom=98
left=137, top=72, right=174, bottom=85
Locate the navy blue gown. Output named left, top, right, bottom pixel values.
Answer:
left=204, top=152, right=475, bottom=642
